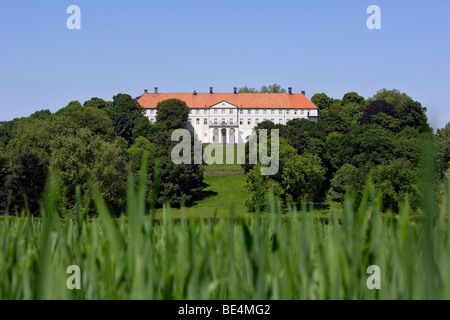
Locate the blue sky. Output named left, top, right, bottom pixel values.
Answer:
left=0, top=0, right=449, bottom=129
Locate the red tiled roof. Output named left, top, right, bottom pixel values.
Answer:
left=137, top=92, right=318, bottom=109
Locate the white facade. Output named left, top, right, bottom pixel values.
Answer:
left=143, top=101, right=318, bottom=144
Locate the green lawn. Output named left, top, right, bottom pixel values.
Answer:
left=153, top=174, right=249, bottom=219
left=203, top=144, right=245, bottom=172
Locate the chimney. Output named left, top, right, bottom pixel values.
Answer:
left=144, top=89, right=148, bottom=94
left=301, top=90, right=306, bottom=96
left=210, top=87, right=214, bottom=94
left=288, top=87, right=293, bottom=95
left=234, top=87, right=238, bottom=94
left=193, top=90, right=197, bottom=96
left=154, top=87, right=158, bottom=95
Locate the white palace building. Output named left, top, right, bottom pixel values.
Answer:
left=137, top=87, right=319, bottom=144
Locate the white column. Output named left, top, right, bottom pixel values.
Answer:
left=208, top=128, right=212, bottom=144
left=226, top=128, right=230, bottom=145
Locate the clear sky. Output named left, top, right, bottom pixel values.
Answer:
left=0, top=0, right=449, bottom=129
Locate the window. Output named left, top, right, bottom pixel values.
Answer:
left=189, top=110, right=192, bottom=114
left=301, top=110, right=304, bottom=115
left=255, top=110, right=259, bottom=114
left=279, top=119, right=283, bottom=124
left=240, top=118, right=243, bottom=125
left=294, top=110, right=298, bottom=115
left=204, top=109, right=207, bottom=114
left=248, top=110, right=251, bottom=115
left=214, top=109, right=218, bottom=114
left=196, top=109, right=200, bottom=114
left=240, top=109, right=243, bottom=114
left=263, top=110, right=267, bottom=114
left=271, top=110, right=274, bottom=114
left=256, top=118, right=260, bottom=124
left=204, top=118, right=207, bottom=125
left=230, top=109, right=233, bottom=114
left=271, top=118, right=275, bottom=123
left=150, top=118, right=155, bottom=124
left=230, top=118, right=233, bottom=124
left=196, top=118, right=200, bottom=125
left=248, top=118, right=251, bottom=125
left=188, top=118, right=192, bottom=122
left=279, top=110, right=282, bottom=115
left=214, top=118, right=218, bottom=124
left=263, top=118, right=267, bottom=122
left=286, top=110, right=290, bottom=115
left=286, top=118, right=291, bottom=122
left=150, top=109, right=154, bottom=115
left=222, top=109, right=226, bottom=114
left=222, top=118, right=226, bottom=124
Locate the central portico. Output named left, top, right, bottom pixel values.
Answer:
left=208, top=101, right=239, bottom=144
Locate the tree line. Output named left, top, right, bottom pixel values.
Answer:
left=242, top=88, right=448, bottom=213
left=0, top=95, right=202, bottom=216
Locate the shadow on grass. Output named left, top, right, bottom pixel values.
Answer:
left=192, top=181, right=218, bottom=205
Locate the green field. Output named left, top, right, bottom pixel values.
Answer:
left=1, top=173, right=450, bottom=299
left=202, top=144, right=245, bottom=172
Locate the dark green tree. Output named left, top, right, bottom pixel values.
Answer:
left=1, top=151, right=48, bottom=216
left=372, top=89, right=428, bottom=131
left=155, top=99, right=190, bottom=131
left=311, top=93, right=333, bottom=110
left=361, top=100, right=399, bottom=125
left=342, top=92, right=366, bottom=106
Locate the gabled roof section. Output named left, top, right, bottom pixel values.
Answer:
left=137, top=92, right=318, bottom=109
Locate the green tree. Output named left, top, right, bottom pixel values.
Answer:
left=342, top=92, right=366, bottom=106
left=311, top=93, right=333, bottom=110
left=1, top=151, right=48, bottom=216
left=437, top=123, right=450, bottom=169
left=282, top=152, right=326, bottom=204
left=329, top=164, right=358, bottom=202
left=83, top=97, right=110, bottom=109
left=72, top=107, right=116, bottom=141
left=51, top=128, right=127, bottom=215
left=260, top=84, right=286, bottom=93
left=244, top=138, right=325, bottom=210
left=372, top=89, right=428, bottom=130
left=30, top=110, right=52, bottom=120
left=155, top=99, right=190, bottom=131
left=370, top=159, right=419, bottom=212
left=107, top=93, right=149, bottom=145
left=352, top=127, right=395, bottom=166
left=238, top=86, right=259, bottom=93
left=55, top=101, right=83, bottom=116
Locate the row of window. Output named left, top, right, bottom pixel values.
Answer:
left=186, top=118, right=294, bottom=125
left=145, top=109, right=306, bottom=116
left=189, top=109, right=304, bottom=115
left=149, top=117, right=295, bottom=125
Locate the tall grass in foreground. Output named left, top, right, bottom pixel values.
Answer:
left=1, top=155, right=450, bottom=299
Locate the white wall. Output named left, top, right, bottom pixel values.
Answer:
left=144, top=107, right=318, bottom=144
